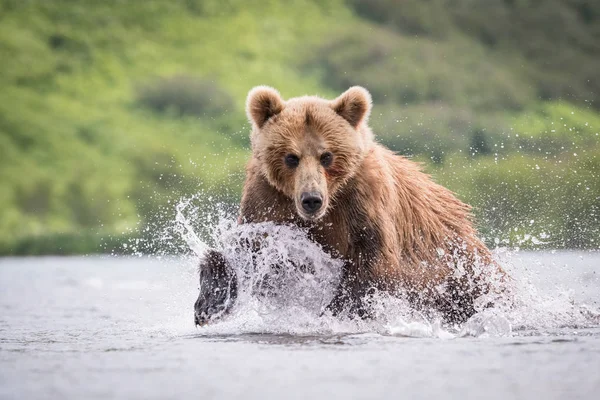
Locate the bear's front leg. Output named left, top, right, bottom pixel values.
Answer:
left=194, top=250, right=238, bottom=326
left=324, top=260, right=375, bottom=319
left=432, top=275, right=481, bottom=324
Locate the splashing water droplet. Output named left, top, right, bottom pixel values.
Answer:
left=173, top=197, right=600, bottom=337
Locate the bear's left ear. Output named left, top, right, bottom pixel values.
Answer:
left=246, top=86, right=285, bottom=128
left=331, top=86, right=372, bottom=128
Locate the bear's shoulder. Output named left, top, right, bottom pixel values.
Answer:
left=239, top=159, right=297, bottom=224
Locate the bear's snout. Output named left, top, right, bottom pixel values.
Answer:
left=300, top=192, right=323, bottom=214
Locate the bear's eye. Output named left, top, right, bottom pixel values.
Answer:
left=320, top=152, right=333, bottom=168
left=284, top=154, right=300, bottom=168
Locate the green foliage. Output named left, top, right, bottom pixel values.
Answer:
left=511, top=102, right=600, bottom=151
left=469, top=129, right=492, bottom=157
left=306, top=26, right=533, bottom=111
left=431, top=150, right=600, bottom=249
left=0, top=0, right=598, bottom=254
left=136, top=75, right=235, bottom=118
left=347, top=0, right=600, bottom=108
left=0, top=0, right=351, bottom=253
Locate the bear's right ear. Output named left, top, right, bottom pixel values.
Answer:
left=246, top=86, right=284, bottom=128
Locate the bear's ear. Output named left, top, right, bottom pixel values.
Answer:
left=246, top=86, right=284, bottom=128
left=331, top=86, right=372, bottom=128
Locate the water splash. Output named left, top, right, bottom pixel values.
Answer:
left=175, top=197, right=600, bottom=338
left=175, top=198, right=208, bottom=257
left=491, top=249, right=600, bottom=332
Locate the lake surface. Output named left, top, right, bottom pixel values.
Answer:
left=1, top=252, right=599, bottom=400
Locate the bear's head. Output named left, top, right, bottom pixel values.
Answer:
left=246, top=86, right=373, bottom=221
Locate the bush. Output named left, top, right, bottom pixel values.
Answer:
left=469, top=129, right=492, bottom=157
left=136, top=75, right=235, bottom=117
left=510, top=102, right=600, bottom=152
left=305, top=27, right=533, bottom=112
left=347, top=0, right=600, bottom=110
left=370, top=103, right=510, bottom=161
left=431, top=151, right=600, bottom=249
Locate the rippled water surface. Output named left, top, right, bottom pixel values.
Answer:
left=1, top=252, right=599, bottom=399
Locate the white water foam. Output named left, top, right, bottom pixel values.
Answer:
left=174, top=198, right=600, bottom=338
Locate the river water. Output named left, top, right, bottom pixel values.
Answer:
left=1, top=251, right=599, bottom=399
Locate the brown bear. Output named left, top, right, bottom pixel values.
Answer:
left=194, top=86, right=506, bottom=327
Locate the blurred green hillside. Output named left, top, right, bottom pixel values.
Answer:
left=0, top=0, right=598, bottom=254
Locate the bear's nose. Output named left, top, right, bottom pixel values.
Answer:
left=301, top=192, right=323, bottom=214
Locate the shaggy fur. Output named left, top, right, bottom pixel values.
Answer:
left=240, top=86, right=505, bottom=322
left=194, top=86, right=505, bottom=325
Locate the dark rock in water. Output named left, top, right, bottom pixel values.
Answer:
left=194, top=250, right=237, bottom=326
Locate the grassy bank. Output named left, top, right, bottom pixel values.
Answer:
left=0, top=0, right=598, bottom=254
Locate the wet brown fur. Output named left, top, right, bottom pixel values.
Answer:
left=240, top=86, right=505, bottom=322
